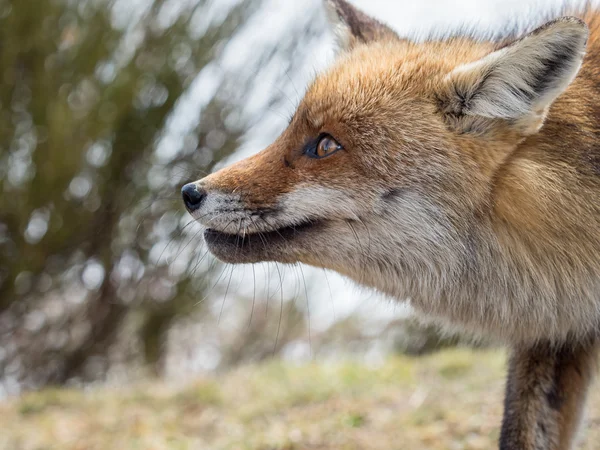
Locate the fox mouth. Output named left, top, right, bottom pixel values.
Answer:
left=204, top=220, right=324, bottom=264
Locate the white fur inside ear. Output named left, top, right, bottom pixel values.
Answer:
left=448, top=18, right=588, bottom=122
left=324, top=0, right=353, bottom=51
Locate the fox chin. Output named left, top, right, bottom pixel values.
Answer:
left=182, top=1, right=600, bottom=449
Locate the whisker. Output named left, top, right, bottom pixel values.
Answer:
left=134, top=198, right=181, bottom=234
left=218, top=264, right=235, bottom=324
left=152, top=219, right=197, bottom=267
left=322, top=268, right=336, bottom=322
left=248, top=216, right=270, bottom=317
left=346, top=220, right=366, bottom=285
left=265, top=106, right=292, bottom=123
left=190, top=214, right=231, bottom=277
left=248, top=263, right=257, bottom=330
left=284, top=69, right=301, bottom=106
left=169, top=227, right=203, bottom=266
left=218, top=219, right=244, bottom=323
left=189, top=245, right=213, bottom=278
left=298, top=264, right=312, bottom=358
left=192, top=218, right=238, bottom=307
left=273, top=262, right=285, bottom=355
left=266, top=263, right=270, bottom=318
left=194, top=263, right=229, bottom=307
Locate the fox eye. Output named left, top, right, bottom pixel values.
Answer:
left=309, top=135, right=343, bottom=159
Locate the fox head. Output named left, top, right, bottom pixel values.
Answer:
left=182, top=0, right=588, bottom=299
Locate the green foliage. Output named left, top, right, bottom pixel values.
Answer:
left=0, top=0, right=259, bottom=389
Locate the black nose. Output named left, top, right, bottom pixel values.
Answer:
left=181, top=183, right=206, bottom=212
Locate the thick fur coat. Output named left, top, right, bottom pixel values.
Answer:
left=182, top=2, right=600, bottom=448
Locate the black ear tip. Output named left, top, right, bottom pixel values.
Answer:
left=524, top=16, right=589, bottom=55
left=557, top=16, right=589, bottom=48
left=559, top=17, right=589, bottom=41
left=325, top=0, right=349, bottom=7
left=539, top=16, right=589, bottom=39
left=324, top=0, right=353, bottom=17
left=559, top=16, right=588, bottom=29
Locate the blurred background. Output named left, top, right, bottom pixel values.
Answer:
left=0, top=0, right=588, bottom=398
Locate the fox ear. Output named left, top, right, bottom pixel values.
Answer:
left=439, top=17, right=588, bottom=135
left=324, top=0, right=399, bottom=52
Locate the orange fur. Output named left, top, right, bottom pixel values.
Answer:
left=184, top=2, right=600, bottom=448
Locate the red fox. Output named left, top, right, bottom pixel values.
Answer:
left=181, top=1, right=600, bottom=448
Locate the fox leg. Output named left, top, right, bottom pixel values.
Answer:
left=499, top=340, right=598, bottom=450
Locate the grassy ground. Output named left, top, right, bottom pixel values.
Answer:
left=2, top=349, right=600, bottom=450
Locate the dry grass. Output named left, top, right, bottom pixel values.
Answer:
left=2, top=349, right=600, bottom=450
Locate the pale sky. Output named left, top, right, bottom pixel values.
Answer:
left=353, top=0, right=581, bottom=35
